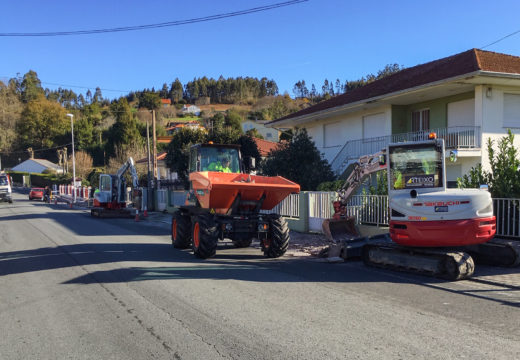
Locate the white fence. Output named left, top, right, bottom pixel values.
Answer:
left=160, top=190, right=520, bottom=239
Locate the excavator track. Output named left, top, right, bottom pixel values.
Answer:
left=362, top=242, right=475, bottom=280
left=464, top=238, right=520, bottom=267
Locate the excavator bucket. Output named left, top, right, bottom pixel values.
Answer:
left=322, top=216, right=360, bottom=242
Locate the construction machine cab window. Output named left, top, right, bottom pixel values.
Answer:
left=389, top=143, right=443, bottom=190
left=99, top=175, right=112, bottom=192
left=201, top=147, right=240, bottom=173
left=0, top=176, right=8, bottom=185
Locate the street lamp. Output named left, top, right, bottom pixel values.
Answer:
left=66, top=113, right=76, bottom=203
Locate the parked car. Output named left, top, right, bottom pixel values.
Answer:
left=29, top=188, right=45, bottom=201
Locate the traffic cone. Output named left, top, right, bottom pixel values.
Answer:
left=69, top=202, right=72, bottom=209
left=54, top=197, right=57, bottom=205
left=134, top=209, right=140, bottom=222
left=143, top=206, right=148, bottom=217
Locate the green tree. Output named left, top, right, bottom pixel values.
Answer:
left=165, top=127, right=207, bottom=188
left=16, top=96, right=68, bottom=148
left=20, top=70, right=45, bottom=103
left=138, top=92, right=161, bottom=111
left=458, top=130, right=520, bottom=198
left=169, top=78, right=184, bottom=103
left=105, top=98, right=143, bottom=158
left=262, top=128, right=335, bottom=190
left=0, top=81, right=23, bottom=151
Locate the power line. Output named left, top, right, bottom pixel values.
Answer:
left=481, top=28, right=520, bottom=49
left=0, top=142, right=76, bottom=155
left=0, top=0, right=308, bottom=37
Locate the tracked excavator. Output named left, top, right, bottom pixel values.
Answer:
left=323, top=133, right=520, bottom=280
left=91, top=157, right=140, bottom=218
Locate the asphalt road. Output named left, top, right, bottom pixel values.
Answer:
left=1, top=192, right=519, bottom=360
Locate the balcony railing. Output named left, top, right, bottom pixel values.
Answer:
left=330, top=126, right=481, bottom=175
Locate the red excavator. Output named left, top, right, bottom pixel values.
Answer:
left=323, top=133, right=519, bottom=280
left=171, top=143, right=300, bottom=259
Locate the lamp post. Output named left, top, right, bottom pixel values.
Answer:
left=66, top=113, right=76, bottom=203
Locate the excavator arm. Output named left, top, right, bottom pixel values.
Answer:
left=322, top=150, right=386, bottom=242
left=335, top=151, right=387, bottom=213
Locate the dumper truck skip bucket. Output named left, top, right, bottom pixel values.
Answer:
left=189, top=172, right=300, bottom=214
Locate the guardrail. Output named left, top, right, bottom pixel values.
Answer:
left=331, top=126, right=481, bottom=175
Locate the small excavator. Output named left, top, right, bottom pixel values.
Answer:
left=91, top=158, right=140, bottom=218
left=323, top=133, right=520, bottom=280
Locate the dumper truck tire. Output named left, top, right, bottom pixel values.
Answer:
left=171, top=212, right=191, bottom=249
left=262, top=214, right=289, bottom=258
left=192, top=214, right=218, bottom=259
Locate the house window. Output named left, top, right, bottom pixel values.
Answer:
left=503, top=93, right=520, bottom=128
left=411, top=109, right=430, bottom=132
left=323, top=122, right=343, bottom=147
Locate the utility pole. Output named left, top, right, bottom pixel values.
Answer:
left=146, top=115, right=153, bottom=211
left=152, top=110, right=157, bottom=179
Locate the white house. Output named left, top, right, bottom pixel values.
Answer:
left=267, top=49, right=520, bottom=187
left=181, top=105, right=201, bottom=116
left=11, top=158, right=64, bottom=174
left=242, top=120, right=280, bottom=141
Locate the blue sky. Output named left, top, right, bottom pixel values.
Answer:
left=1, top=0, right=520, bottom=99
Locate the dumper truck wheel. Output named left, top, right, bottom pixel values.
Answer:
left=172, top=212, right=191, bottom=249
left=192, top=214, right=218, bottom=259
left=262, top=214, right=289, bottom=258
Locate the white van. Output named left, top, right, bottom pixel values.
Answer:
left=0, top=173, right=13, bottom=203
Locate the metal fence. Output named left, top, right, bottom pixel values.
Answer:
left=493, top=198, right=520, bottom=238
left=330, top=126, right=481, bottom=175
left=344, top=195, right=389, bottom=226
left=261, top=193, right=300, bottom=218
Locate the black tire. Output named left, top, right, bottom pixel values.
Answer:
left=8, top=199, right=12, bottom=204
left=192, top=214, right=218, bottom=259
left=171, top=211, right=191, bottom=249
left=232, top=237, right=253, bottom=248
left=262, top=214, right=289, bottom=258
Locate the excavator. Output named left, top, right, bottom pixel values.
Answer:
left=91, top=157, right=140, bottom=218
left=323, top=133, right=520, bottom=280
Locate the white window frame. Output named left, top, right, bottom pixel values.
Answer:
left=411, top=108, right=430, bottom=132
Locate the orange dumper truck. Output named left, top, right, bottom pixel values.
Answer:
left=171, top=143, right=300, bottom=259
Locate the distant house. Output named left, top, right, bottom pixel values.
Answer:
left=252, top=137, right=279, bottom=159
left=181, top=105, right=201, bottom=116
left=161, top=99, right=171, bottom=107
left=11, top=158, right=64, bottom=174
left=165, top=121, right=205, bottom=135
left=136, top=152, right=177, bottom=182
left=242, top=120, right=280, bottom=141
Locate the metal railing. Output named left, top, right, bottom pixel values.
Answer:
left=330, top=126, right=481, bottom=175
left=345, top=195, right=389, bottom=226
left=493, top=198, right=520, bottom=238
left=261, top=193, right=300, bottom=218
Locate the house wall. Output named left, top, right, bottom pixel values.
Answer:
left=476, top=85, right=520, bottom=173
left=393, top=92, right=475, bottom=133
left=305, top=105, right=392, bottom=163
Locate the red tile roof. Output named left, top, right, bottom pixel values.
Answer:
left=270, top=49, right=520, bottom=123
left=136, top=151, right=167, bottom=164
left=161, top=99, right=171, bottom=104
left=253, top=137, right=279, bottom=157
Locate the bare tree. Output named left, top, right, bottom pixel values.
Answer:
left=70, top=151, right=93, bottom=179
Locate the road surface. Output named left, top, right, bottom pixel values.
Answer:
left=1, top=191, right=519, bottom=359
